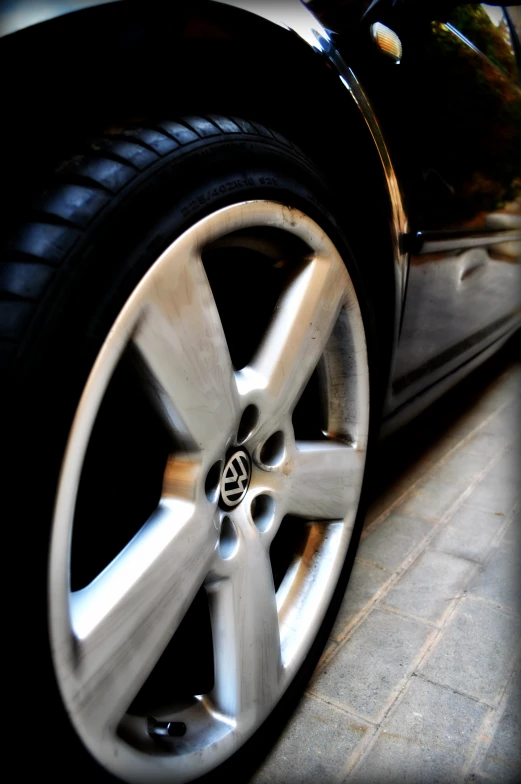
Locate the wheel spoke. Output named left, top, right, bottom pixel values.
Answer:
left=207, top=506, right=281, bottom=723
left=286, top=441, right=365, bottom=519
left=133, top=245, right=239, bottom=454
left=69, top=499, right=217, bottom=730
left=241, top=254, right=347, bottom=424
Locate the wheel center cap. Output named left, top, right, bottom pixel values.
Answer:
left=220, top=450, right=252, bottom=509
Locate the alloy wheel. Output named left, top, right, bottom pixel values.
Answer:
left=49, top=200, right=369, bottom=783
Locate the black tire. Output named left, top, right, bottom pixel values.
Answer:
left=2, top=116, right=376, bottom=783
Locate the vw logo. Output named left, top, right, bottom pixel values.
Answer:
left=220, top=450, right=252, bottom=508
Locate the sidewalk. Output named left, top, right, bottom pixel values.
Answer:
left=251, top=341, right=520, bottom=784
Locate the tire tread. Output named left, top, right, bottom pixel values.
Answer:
left=0, top=115, right=298, bottom=369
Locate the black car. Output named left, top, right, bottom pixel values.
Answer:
left=1, top=1, right=519, bottom=781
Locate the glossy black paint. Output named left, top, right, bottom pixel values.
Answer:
left=1, top=0, right=519, bottom=425
left=315, top=0, right=521, bottom=410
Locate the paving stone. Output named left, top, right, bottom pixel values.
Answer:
left=312, top=610, right=432, bottom=722
left=351, top=676, right=488, bottom=783
left=499, top=363, right=521, bottom=391
left=463, top=430, right=509, bottom=457
left=468, top=539, right=521, bottom=616
left=249, top=693, right=369, bottom=784
left=365, top=475, right=426, bottom=526
left=463, top=773, right=501, bottom=783
left=364, top=456, right=446, bottom=526
left=432, top=505, right=504, bottom=563
left=420, top=599, right=521, bottom=706
left=481, top=403, right=521, bottom=442
left=444, top=407, right=495, bottom=440
left=465, top=472, right=518, bottom=517
left=472, top=384, right=514, bottom=411
left=481, top=669, right=521, bottom=782
left=397, top=477, right=465, bottom=522
left=486, top=447, right=521, bottom=492
left=502, top=511, right=521, bottom=550
left=319, top=638, right=339, bottom=665
left=330, top=560, right=389, bottom=641
left=358, top=513, right=432, bottom=571
left=433, top=451, right=495, bottom=489
left=383, top=549, right=474, bottom=624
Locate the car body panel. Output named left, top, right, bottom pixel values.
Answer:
left=366, top=7, right=521, bottom=409
left=1, top=0, right=519, bottom=431
left=0, top=0, right=118, bottom=36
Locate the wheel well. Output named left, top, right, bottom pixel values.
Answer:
left=1, top=0, right=396, bottom=401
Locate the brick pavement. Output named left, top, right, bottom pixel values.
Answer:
left=251, top=341, right=520, bottom=784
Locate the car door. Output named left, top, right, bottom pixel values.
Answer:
left=391, top=3, right=521, bottom=409
left=332, top=2, right=521, bottom=412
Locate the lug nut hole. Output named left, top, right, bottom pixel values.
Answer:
left=219, top=516, right=239, bottom=559
left=205, top=461, right=223, bottom=502
left=259, top=431, right=285, bottom=467
left=237, top=405, right=260, bottom=444
left=251, top=494, right=276, bottom=532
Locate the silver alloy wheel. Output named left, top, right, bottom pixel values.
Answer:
left=49, top=200, right=369, bottom=783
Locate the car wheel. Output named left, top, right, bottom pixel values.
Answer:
left=2, top=116, right=372, bottom=782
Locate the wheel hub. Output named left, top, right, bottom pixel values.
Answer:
left=219, top=449, right=252, bottom=509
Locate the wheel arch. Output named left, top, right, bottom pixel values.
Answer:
left=0, top=0, right=397, bottom=405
